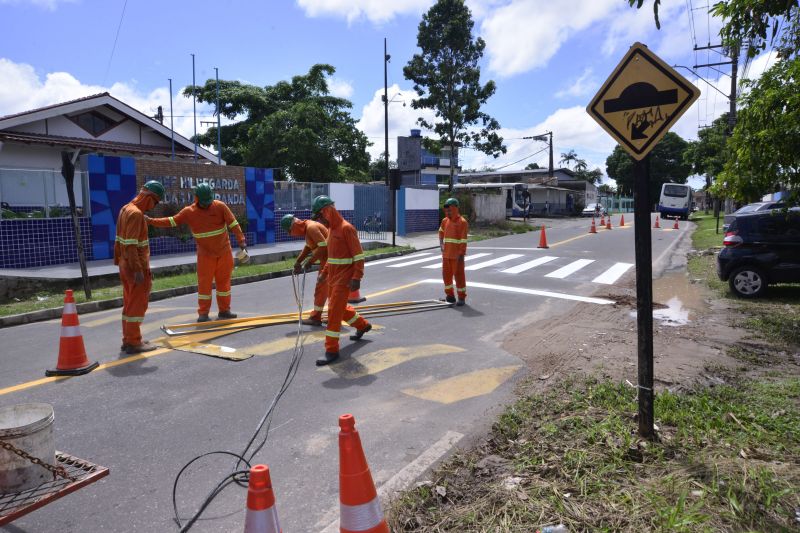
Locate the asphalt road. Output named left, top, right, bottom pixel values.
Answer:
left=0, top=215, right=688, bottom=532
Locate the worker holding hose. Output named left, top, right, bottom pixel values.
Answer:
left=115, top=181, right=164, bottom=354
left=146, top=183, right=246, bottom=322
left=311, top=195, right=371, bottom=366
left=281, top=214, right=329, bottom=326
left=439, top=197, right=468, bottom=306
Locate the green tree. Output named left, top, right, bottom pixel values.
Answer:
left=684, top=113, right=729, bottom=191
left=714, top=58, right=800, bottom=202
left=403, top=0, right=506, bottom=190
left=186, top=64, right=370, bottom=182
left=524, top=162, right=541, bottom=170
left=605, top=132, right=691, bottom=196
left=576, top=167, right=603, bottom=185
left=598, top=183, right=616, bottom=196
left=368, top=153, right=396, bottom=181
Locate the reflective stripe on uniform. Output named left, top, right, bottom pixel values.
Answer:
left=121, top=315, right=144, bottom=322
left=61, top=325, right=81, bottom=338
left=317, top=241, right=327, bottom=247
left=353, top=253, right=365, bottom=262
left=457, top=287, right=467, bottom=293
left=443, top=284, right=454, bottom=290
left=137, top=239, right=149, bottom=247
left=192, top=226, right=227, bottom=239
left=63, top=302, right=77, bottom=314
left=327, top=257, right=354, bottom=265
left=198, top=294, right=212, bottom=300
left=325, top=330, right=340, bottom=338
left=216, top=290, right=231, bottom=297
left=346, top=312, right=361, bottom=325
left=115, top=236, right=138, bottom=245
left=228, top=220, right=240, bottom=229
left=340, top=497, right=384, bottom=532
left=443, top=238, right=468, bottom=244
left=314, top=305, right=325, bottom=312
left=168, top=216, right=177, bottom=227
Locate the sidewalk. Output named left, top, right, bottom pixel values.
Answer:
left=0, top=232, right=439, bottom=281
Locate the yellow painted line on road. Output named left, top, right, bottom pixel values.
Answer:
left=82, top=307, right=182, bottom=328
left=364, top=281, right=423, bottom=300
left=322, top=343, right=463, bottom=380
left=402, top=365, right=522, bottom=404
left=245, top=325, right=385, bottom=358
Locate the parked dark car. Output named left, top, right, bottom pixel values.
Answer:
left=722, top=201, right=785, bottom=232
left=717, top=210, right=800, bottom=297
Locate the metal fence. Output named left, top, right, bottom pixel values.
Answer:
left=354, top=184, right=389, bottom=242
left=0, top=168, right=90, bottom=220
left=273, top=181, right=329, bottom=211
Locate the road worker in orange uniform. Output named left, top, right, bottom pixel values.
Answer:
left=439, top=197, right=469, bottom=306
left=311, top=195, right=371, bottom=366
left=281, top=214, right=329, bottom=326
left=147, top=183, right=246, bottom=322
left=115, top=181, right=164, bottom=354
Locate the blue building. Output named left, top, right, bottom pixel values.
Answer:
left=396, top=129, right=461, bottom=186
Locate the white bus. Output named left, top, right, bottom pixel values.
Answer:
left=658, top=183, right=692, bottom=220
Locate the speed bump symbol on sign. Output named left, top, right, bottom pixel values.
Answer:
left=587, top=42, right=700, bottom=160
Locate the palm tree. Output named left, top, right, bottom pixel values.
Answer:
left=574, top=158, right=588, bottom=173
left=559, top=149, right=578, bottom=169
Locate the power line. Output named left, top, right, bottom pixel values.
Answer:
left=102, top=0, right=129, bottom=85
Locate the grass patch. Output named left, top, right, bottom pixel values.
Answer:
left=388, top=377, right=800, bottom=532
left=688, top=213, right=725, bottom=250
left=468, top=220, right=539, bottom=242
left=0, top=246, right=410, bottom=318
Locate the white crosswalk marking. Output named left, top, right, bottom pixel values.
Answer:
left=592, top=262, right=634, bottom=284
left=388, top=255, right=443, bottom=268
left=464, top=254, right=525, bottom=271
left=501, top=256, right=558, bottom=274
left=545, top=259, right=595, bottom=279
left=367, top=253, right=432, bottom=267
left=421, top=253, right=491, bottom=269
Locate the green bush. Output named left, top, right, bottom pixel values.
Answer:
left=438, top=192, right=475, bottom=223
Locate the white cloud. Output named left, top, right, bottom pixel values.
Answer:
left=0, top=0, right=76, bottom=9
left=555, top=68, right=598, bottom=99
left=479, top=0, right=621, bottom=77
left=295, top=0, right=430, bottom=24
left=327, top=77, right=354, bottom=98
left=0, top=58, right=220, bottom=149
left=356, top=84, right=436, bottom=161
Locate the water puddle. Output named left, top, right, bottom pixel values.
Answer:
left=629, top=271, right=708, bottom=326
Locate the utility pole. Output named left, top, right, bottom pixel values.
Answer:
left=215, top=67, right=222, bottom=164
left=523, top=131, right=554, bottom=183
left=191, top=53, right=197, bottom=162
left=383, top=38, right=395, bottom=247
left=695, top=43, right=737, bottom=232
left=168, top=78, right=175, bottom=160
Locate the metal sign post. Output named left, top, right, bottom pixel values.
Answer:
left=587, top=42, right=700, bottom=439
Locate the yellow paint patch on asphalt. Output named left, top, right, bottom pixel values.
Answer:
left=324, top=343, right=463, bottom=380
left=170, top=343, right=251, bottom=361
left=364, top=281, right=423, bottom=300
left=142, top=313, right=199, bottom=335
left=402, top=365, right=522, bottom=404
left=245, top=331, right=327, bottom=356
left=82, top=307, right=182, bottom=328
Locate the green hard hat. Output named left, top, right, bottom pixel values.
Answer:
left=311, top=195, right=334, bottom=215
left=280, top=214, right=296, bottom=233
left=142, top=180, right=164, bottom=201
left=194, top=183, right=214, bottom=208
left=444, top=197, right=460, bottom=208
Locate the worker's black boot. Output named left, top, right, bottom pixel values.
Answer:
left=445, top=295, right=456, bottom=304
left=217, top=310, right=237, bottom=320
left=197, top=314, right=210, bottom=323
left=457, top=299, right=466, bottom=307
left=350, top=323, right=372, bottom=341
left=302, top=316, right=323, bottom=326
left=316, top=351, right=339, bottom=366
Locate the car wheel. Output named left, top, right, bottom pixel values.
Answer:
left=729, top=266, right=767, bottom=298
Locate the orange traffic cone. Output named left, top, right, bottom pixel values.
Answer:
left=338, top=414, right=389, bottom=533
left=589, top=217, right=597, bottom=234
left=244, top=464, right=281, bottom=533
left=537, top=226, right=549, bottom=249
left=46, top=290, right=98, bottom=377
left=606, top=216, right=612, bottom=230
left=619, top=214, right=625, bottom=227
left=600, top=214, right=605, bottom=226
left=654, top=215, right=660, bottom=229
left=673, top=217, right=679, bottom=230
left=347, top=290, right=366, bottom=305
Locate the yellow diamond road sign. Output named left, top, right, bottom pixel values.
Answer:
left=587, top=42, right=700, bottom=160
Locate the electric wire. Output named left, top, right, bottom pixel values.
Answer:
left=171, top=269, right=309, bottom=531
left=102, top=0, right=129, bottom=86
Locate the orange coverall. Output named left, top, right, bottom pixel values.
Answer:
left=149, top=200, right=245, bottom=315
left=114, top=192, right=156, bottom=347
left=290, top=219, right=329, bottom=320
left=439, top=206, right=469, bottom=301
left=319, top=206, right=370, bottom=353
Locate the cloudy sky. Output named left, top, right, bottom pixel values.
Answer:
left=0, top=0, right=777, bottom=186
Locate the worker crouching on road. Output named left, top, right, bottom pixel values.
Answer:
left=115, top=181, right=163, bottom=354
left=146, top=183, right=246, bottom=322
left=281, top=214, right=329, bottom=326
left=312, top=195, right=371, bottom=366
left=439, top=197, right=468, bottom=306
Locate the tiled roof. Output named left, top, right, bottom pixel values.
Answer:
left=0, top=93, right=110, bottom=122
left=0, top=130, right=195, bottom=158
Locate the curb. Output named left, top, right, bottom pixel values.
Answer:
left=0, top=248, right=416, bottom=329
